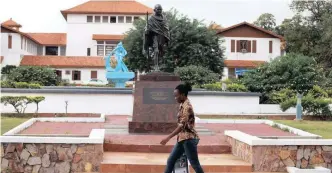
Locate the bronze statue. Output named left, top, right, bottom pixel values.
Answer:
left=143, top=4, right=170, bottom=71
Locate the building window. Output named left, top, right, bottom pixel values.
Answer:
left=97, top=41, right=118, bottom=56
left=45, top=46, right=58, bottom=55
left=55, top=70, right=62, bottom=79
left=95, top=16, right=101, bottom=23
left=110, top=16, right=117, bottom=23
left=87, top=16, right=93, bottom=23
left=102, top=16, right=108, bottom=23
left=87, top=48, right=91, bottom=56
left=118, top=16, right=124, bottom=23
left=65, top=70, right=71, bottom=75
left=240, top=40, right=248, bottom=53
left=91, top=71, right=97, bottom=79
left=237, top=40, right=251, bottom=53
left=126, top=16, right=132, bottom=23
left=228, top=68, right=236, bottom=79
left=72, top=70, right=81, bottom=81
left=8, top=35, right=12, bottom=49
left=134, top=16, right=140, bottom=21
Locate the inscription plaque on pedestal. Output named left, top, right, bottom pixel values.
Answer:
left=129, top=72, right=180, bottom=133
left=143, top=88, right=176, bottom=104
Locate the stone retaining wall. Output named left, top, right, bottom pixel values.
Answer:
left=227, top=137, right=332, bottom=172
left=1, top=143, right=103, bottom=173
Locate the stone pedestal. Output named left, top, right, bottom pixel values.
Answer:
left=129, top=72, right=181, bottom=133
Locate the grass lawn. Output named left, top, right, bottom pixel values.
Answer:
left=275, top=120, right=332, bottom=139
left=1, top=117, right=30, bottom=135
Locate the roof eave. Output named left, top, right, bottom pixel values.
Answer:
left=217, top=22, right=284, bottom=40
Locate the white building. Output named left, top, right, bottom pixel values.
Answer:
left=1, top=0, right=152, bottom=84
left=1, top=1, right=284, bottom=84
left=217, top=22, right=284, bottom=79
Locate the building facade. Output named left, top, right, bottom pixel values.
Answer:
left=1, top=1, right=284, bottom=84
left=217, top=22, right=284, bottom=79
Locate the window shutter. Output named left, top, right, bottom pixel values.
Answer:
left=247, top=40, right=251, bottom=53
left=91, top=71, right=97, bottom=79
left=252, top=40, right=257, bottom=53
left=72, top=71, right=75, bottom=80
left=78, top=71, right=81, bottom=80
left=231, top=40, right=235, bottom=52
left=269, top=41, right=273, bottom=53
left=236, top=40, right=241, bottom=52
left=8, top=35, right=12, bottom=49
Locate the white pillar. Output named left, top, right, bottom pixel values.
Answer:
left=222, top=67, right=229, bottom=81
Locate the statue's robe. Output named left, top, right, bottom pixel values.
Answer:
left=143, top=14, right=170, bottom=55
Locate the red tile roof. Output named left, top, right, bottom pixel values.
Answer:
left=20, top=55, right=105, bottom=68
left=2, top=18, right=22, bottom=28
left=1, top=24, right=40, bottom=44
left=224, top=60, right=266, bottom=68
left=0, top=56, right=3, bottom=64
left=61, top=0, right=153, bottom=20
left=26, top=33, right=67, bottom=46
left=92, top=34, right=125, bottom=40
left=217, top=22, right=284, bottom=40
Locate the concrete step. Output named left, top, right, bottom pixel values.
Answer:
left=103, top=142, right=231, bottom=154
left=100, top=152, right=253, bottom=173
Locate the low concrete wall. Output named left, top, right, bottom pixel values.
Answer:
left=0, top=143, right=103, bottom=173
left=225, top=131, right=332, bottom=172
left=1, top=88, right=266, bottom=115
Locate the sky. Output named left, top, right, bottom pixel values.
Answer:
left=0, top=0, right=295, bottom=33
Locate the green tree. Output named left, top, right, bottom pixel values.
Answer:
left=123, top=9, right=224, bottom=73
left=241, top=53, right=324, bottom=103
left=278, top=0, right=332, bottom=68
left=253, top=13, right=276, bottom=31
left=1, top=96, right=33, bottom=114
left=30, top=96, right=45, bottom=114
left=7, top=66, right=58, bottom=86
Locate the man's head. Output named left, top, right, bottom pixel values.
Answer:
left=154, top=4, right=163, bottom=16
left=174, top=83, right=192, bottom=103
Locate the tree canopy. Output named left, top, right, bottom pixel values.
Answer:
left=241, top=53, right=325, bottom=103
left=277, top=0, right=332, bottom=68
left=253, top=13, right=276, bottom=31
left=123, top=9, right=225, bottom=74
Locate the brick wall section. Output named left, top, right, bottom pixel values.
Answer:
left=227, top=137, right=332, bottom=172
left=1, top=143, right=103, bottom=173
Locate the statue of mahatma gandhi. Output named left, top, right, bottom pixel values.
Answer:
left=143, top=4, right=170, bottom=71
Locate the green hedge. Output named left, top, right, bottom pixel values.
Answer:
left=202, top=82, right=248, bottom=92
left=1, top=81, right=41, bottom=89
left=175, top=65, right=219, bottom=87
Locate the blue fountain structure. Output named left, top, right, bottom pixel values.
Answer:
left=104, top=42, right=135, bottom=88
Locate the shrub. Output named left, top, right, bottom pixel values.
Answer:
left=0, top=81, right=41, bottom=89
left=226, top=83, right=248, bottom=92
left=308, top=85, right=328, bottom=98
left=0, top=81, right=15, bottom=88
left=175, top=65, right=219, bottom=87
left=14, top=82, right=30, bottom=88
left=280, top=94, right=332, bottom=119
left=7, top=66, right=58, bottom=86
left=28, top=83, right=41, bottom=89
left=268, top=88, right=297, bottom=104
left=203, top=82, right=222, bottom=91
left=1, top=65, right=17, bottom=74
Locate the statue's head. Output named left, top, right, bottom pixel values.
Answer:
left=154, top=4, right=163, bottom=16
